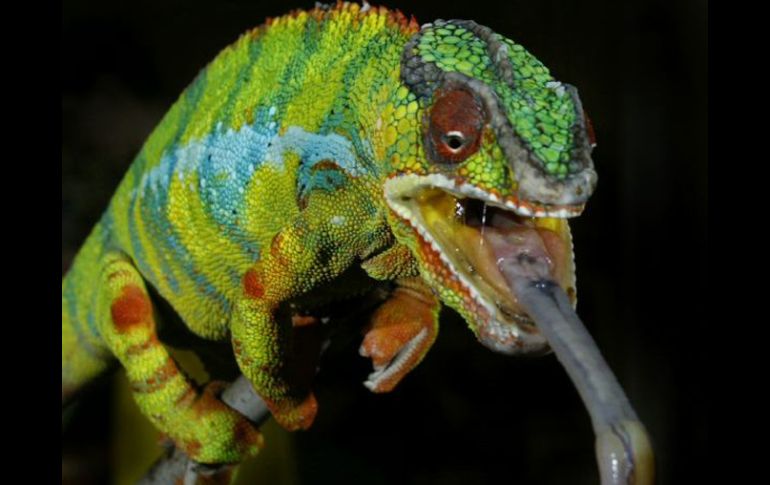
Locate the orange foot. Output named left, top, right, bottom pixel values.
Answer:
left=265, top=393, right=318, bottom=431
left=359, top=282, right=439, bottom=393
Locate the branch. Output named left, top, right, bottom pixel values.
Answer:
left=136, top=287, right=389, bottom=484
left=137, top=376, right=270, bottom=485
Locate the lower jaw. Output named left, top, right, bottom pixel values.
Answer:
left=396, top=188, right=576, bottom=353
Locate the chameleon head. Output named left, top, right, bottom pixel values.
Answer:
left=382, top=19, right=598, bottom=354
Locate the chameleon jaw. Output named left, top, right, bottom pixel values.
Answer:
left=384, top=173, right=577, bottom=355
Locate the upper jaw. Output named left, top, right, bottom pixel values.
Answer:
left=384, top=172, right=587, bottom=218
left=384, top=172, right=577, bottom=355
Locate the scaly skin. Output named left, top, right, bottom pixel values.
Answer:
left=62, top=2, right=597, bottom=465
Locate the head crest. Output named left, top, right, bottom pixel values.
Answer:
left=401, top=20, right=597, bottom=207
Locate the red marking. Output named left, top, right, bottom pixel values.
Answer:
left=583, top=110, right=597, bottom=147
left=125, top=335, right=159, bottom=356
left=111, top=285, right=151, bottom=332
left=132, top=358, right=179, bottom=393
left=269, top=233, right=282, bottom=258
left=174, top=387, right=196, bottom=408
left=428, top=88, right=487, bottom=164
left=191, top=381, right=229, bottom=418
left=386, top=7, right=419, bottom=31
left=182, top=439, right=202, bottom=458
left=292, top=314, right=318, bottom=327
left=232, top=338, right=243, bottom=357
left=410, top=224, right=489, bottom=322
left=269, top=233, right=291, bottom=268
left=233, top=419, right=263, bottom=449
left=232, top=419, right=251, bottom=444
left=243, top=269, right=264, bottom=299
left=312, top=159, right=343, bottom=172
left=264, top=394, right=318, bottom=432
left=193, top=395, right=222, bottom=416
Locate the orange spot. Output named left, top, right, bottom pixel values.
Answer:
left=232, top=338, right=243, bottom=357
left=584, top=110, right=597, bottom=146
left=131, top=358, right=179, bottom=393
left=312, top=159, right=342, bottom=172
left=292, top=314, right=318, bottom=327
left=233, top=419, right=263, bottom=450
left=111, top=285, right=151, bottom=332
left=243, top=269, right=264, bottom=298
left=269, top=233, right=292, bottom=268
left=182, top=439, right=202, bottom=458
left=191, top=381, right=229, bottom=417
left=265, top=394, right=318, bottom=431
left=174, top=387, right=196, bottom=408
left=125, top=335, right=159, bottom=356
left=270, top=233, right=283, bottom=255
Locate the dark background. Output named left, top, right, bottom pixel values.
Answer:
left=62, top=1, right=707, bottom=484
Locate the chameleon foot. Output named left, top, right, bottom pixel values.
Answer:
left=264, top=393, right=318, bottom=431
left=176, top=381, right=264, bottom=464
left=359, top=279, right=439, bottom=392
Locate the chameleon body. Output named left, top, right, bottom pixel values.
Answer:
left=62, top=2, right=596, bottom=464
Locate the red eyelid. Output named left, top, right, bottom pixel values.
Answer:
left=428, top=88, right=486, bottom=163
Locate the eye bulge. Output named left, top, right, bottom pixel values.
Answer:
left=426, top=88, right=488, bottom=164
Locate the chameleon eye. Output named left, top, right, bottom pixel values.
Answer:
left=426, top=88, right=486, bottom=164
left=443, top=131, right=466, bottom=151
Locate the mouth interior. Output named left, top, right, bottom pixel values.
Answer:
left=409, top=188, right=575, bottom=329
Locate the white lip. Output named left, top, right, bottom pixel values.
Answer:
left=383, top=173, right=558, bottom=355
left=385, top=173, right=584, bottom=218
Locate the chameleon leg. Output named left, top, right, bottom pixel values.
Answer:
left=231, top=215, right=358, bottom=431
left=96, top=252, right=262, bottom=464
left=360, top=277, right=440, bottom=392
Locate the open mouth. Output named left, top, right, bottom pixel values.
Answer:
left=385, top=173, right=577, bottom=354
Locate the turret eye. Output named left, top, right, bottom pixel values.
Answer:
left=443, top=131, right=466, bottom=151
left=426, top=87, right=487, bottom=164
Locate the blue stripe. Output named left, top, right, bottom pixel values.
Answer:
left=222, top=38, right=264, bottom=126
left=141, top=153, right=182, bottom=294
left=63, top=274, right=80, bottom=332
left=138, top=145, right=232, bottom=311
left=132, top=111, right=371, bottom=313
left=127, top=177, right=161, bottom=287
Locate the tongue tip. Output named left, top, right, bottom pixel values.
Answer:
left=596, top=420, right=655, bottom=485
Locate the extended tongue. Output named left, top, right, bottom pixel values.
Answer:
left=496, top=254, right=654, bottom=485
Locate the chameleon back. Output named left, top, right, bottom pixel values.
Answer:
left=63, top=5, right=421, bottom=402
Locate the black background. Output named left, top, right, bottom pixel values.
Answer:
left=62, top=1, right=707, bottom=484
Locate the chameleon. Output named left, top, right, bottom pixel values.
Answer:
left=62, top=1, right=599, bottom=466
